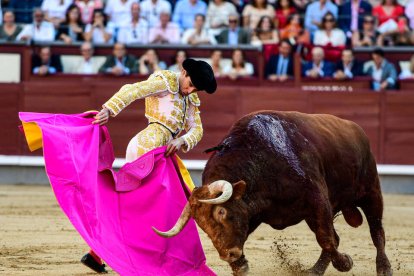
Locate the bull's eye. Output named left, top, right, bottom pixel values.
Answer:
left=214, top=206, right=227, bottom=222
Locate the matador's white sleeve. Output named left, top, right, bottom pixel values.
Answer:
left=103, top=77, right=167, bottom=116
left=181, top=94, right=203, bottom=153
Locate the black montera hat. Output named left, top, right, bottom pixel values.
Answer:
left=182, top=59, right=217, bottom=94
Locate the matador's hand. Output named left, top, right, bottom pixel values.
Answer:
left=165, top=138, right=185, bottom=157
left=92, top=108, right=110, bottom=125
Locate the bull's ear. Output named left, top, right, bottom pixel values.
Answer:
left=232, top=180, right=246, bottom=200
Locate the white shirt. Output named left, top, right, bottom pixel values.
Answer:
left=181, top=28, right=217, bottom=44
left=372, top=66, right=382, bottom=82
left=85, top=22, right=115, bottom=44
left=140, top=0, right=172, bottom=28
left=313, top=28, right=346, bottom=47
left=41, top=0, right=72, bottom=20
left=104, top=0, right=139, bottom=26
left=17, top=21, right=56, bottom=42
left=222, top=62, right=254, bottom=76
left=117, top=19, right=149, bottom=44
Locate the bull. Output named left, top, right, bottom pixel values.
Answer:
left=153, top=111, right=392, bottom=276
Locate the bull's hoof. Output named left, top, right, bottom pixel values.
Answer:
left=304, top=267, right=326, bottom=276
left=230, top=256, right=249, bottom=276
left=332, top=253, right=353, bottom=272
left=377, top=257, right=392, bottom=276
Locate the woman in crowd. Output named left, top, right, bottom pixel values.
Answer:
left=251, top=15, right=279, bottom=46
left=206, top=0, right=238, bottom=36
left=280, top=12, right=310, bottom=45
left=275, top=0, right=296, bottom=29
left=57, top=4, right=85, bottom=44
left=209, top=50, right=224, bottom=77
left=84, top=9, right=114, bottom=44
left=75, top=0, right=103, bottom=24
left=377, top=15, right=414, bottom=46
left=0, top=10, right=22, bottom=41
left=223, top=49, right=254, bottom=79
left=41, top=0, right=72, bottom=28
left=138, top=49, right=167, bottom=75
left=352, top=15, right=380, bottom=47
left=242, top=0, right=275, bottom=31
left=168, top=50, right=187, bottom=72
left=373, top=0, right=404, bottom=26
left=313, top=12, right=346, bottom=47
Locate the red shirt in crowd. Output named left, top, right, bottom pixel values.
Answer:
left=373, top=4, right=405, bottom=25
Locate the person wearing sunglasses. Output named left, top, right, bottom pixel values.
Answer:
left=351, top=15, right=380, bottom=47
left=215, top=13, right=251, bottom=45
left=313, top=12, right=346, bottom=47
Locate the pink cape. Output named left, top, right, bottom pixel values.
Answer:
left=18, top=111, right=215, bottom=276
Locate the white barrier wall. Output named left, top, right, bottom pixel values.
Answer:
left=0, top=54, right=20, bottom=83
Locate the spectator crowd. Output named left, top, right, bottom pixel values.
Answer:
left=1, top=0, right=414, bottom=89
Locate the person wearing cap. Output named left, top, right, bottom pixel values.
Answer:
left=82, top=58, right=217, bottom=273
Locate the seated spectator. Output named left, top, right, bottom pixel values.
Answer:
left=99, top=43, right=137, bottom=75
left=216, top=13, right=251, bottom=45
left=304, top=0, right=338, bottom=35
left=352, top=15, right=380, bottom=47
left=104, top=0, right=139, bottom=26
left=117, top=3, right=149, bottom=44
left=8, top=0, right=43, bottom=24
left=275, top=0, right=297, bottom=29
left=66, top=42, right=103, bottom=74
left=205, top=0, right=238, bottom=36
left=399, top=54, right=414, bottom=79
left=168, top=50, right=187, bottom=72
left=265, top=39, right=294, bottom=81
left=75, top=0, right=104, bottom=24
left=280, top=13, right=311, bottom=45
left=0, top=11, right=23, bottom=41
left=41, top=0, right=73, bottom=28
left=56, top=4, right=85, bottom=44
left=373, top=0, right=404, bottom=28
left=149, top=9, right=180, bottom=44
left=173, top=0, right=207, bottom=31
left=181, top=14, right=217, bottom=45
left=302, top=46, right=335, bottom=78
left=140, top=0, right=172, bottom=28
left=313, top=12, right=346, bottom=47
left=242, top=0, right=275, bottom=31
left=84, top=9, right=114, bottom=44
left=363, top=48, right=397, bottom=91
left=333, top=49, right=363, bottom=80
left=377, top=15, right=414, bottom=46
left=251, top=15, right=279, bottom=46
left=338, top=0, right=372, bottom=38
left=17, top=9, right=56, bottom=42
left=223, top=49, right=254, bottom=79
left=209, top=50, right=224, bottom=77
left=32, top=46, right=63, bottom=76
left=138, top=49, right=167, bottom=74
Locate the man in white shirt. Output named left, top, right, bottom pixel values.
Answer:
left=140, top=0, right=172, bottom=28
left=105, top=0, right=139, bottom=26
left=117, top=2, right=149, bottom=44
left=17, top=9, right=55, bottom=42
left=66, top=42, right=103, bottom=74
left=181, top=14, right=216, bottom=45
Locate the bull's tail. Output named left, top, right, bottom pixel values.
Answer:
left=342, top=207, right=363, bottom=228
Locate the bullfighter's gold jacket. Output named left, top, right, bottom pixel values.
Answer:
left=103, top=70, right=202, bottom=153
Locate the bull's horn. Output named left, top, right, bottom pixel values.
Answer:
left=152, top=202, right=191, bottom=237
left=198, top=180, right=233, bottom=204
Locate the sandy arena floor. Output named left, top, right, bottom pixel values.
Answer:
left=0, top=184, right=413, bottom=275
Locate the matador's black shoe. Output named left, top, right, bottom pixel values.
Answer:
left=81, top=253, right=108, bottom=274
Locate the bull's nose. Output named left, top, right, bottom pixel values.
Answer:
left=220, top=247, right=242, bottom=263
